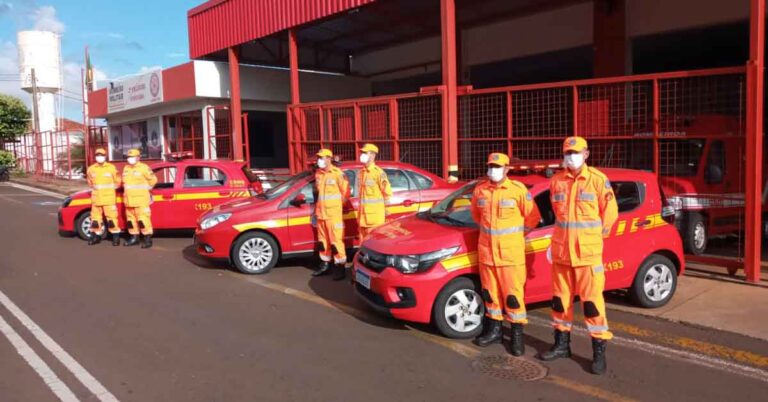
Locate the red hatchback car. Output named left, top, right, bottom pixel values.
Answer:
left=58, top=159, right=262, bottom=240
left=194, top=161, right=461, bottom=274
left=352, top=168, right=684, bottom=339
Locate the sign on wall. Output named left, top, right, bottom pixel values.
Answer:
left=107, top=69, right=163, bottom=113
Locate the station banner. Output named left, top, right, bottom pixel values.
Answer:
left=107, top=69, right=163, bottom=113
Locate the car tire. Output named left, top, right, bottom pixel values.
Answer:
left=0, top=169, right=9, bottom=182
left=231, top=232, right=279, bottom=275
left=74, top=211, right=105, bottom=241
left=682, top=212, right=707, bottom=255
left=629, top=254, right=678, bottom=308
left=432, top=277, right=485, bottom=339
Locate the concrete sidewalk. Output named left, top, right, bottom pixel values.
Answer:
left=10, top=175, right=88, bottom=195
left=607, top=263, right=768, bottom=341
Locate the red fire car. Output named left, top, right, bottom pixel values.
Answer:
left=194, top=161, right=461, bottom=274
left=58, top=158, right=262, bottom=239
left=352, top=167, right=684, bottom=339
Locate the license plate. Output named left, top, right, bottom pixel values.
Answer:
left=355, top=269, right=371, bottom=289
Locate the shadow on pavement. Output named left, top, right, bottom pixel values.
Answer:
left=182, top=245, right=230, bottom=270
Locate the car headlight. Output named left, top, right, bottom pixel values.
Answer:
left=389, top=246, right=459, bottom=274
left=200, top=213, right=232, bottom=230
left=61, top=196, right=72, bottom=208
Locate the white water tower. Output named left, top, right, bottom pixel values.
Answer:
left=17, top=30, right=62, bottom=133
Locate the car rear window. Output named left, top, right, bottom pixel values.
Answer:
left=183, top=166, right=227, bottom=188
left=611, top=181, right=644, bottom=213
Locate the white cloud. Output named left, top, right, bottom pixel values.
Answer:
left=0, top=40, right=32, bottom=107
left=166, top=52, right=185, bottom=59
left=30, top=5, right=65, bottom=33
left=137, top=65, right=163, bottom=74
left=106, top=32, right=124, bottom=39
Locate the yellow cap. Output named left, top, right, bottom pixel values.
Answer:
left=487, top=152, right=510, bottom=166
left=94, top=147, right=107, bottom=156
left=316, top=148, right=333, bottom=158
left=563, top=136, right=588, bottom=153
left=360, top=143, right=379, bottom=154
left=126, top=149, right=141, bottom=157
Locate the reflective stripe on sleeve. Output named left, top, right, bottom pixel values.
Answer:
left=555, top=220, right=602, bottom=229
left=480, top=226, right=525, bottom=235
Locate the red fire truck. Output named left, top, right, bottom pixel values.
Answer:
left=655, top=115, right=755, bottom=255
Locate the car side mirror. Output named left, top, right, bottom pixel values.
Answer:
left=704, top=165, right=723, bottom=184
left=291, top=193, right=307, bottom=207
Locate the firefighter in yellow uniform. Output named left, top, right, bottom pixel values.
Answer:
left=539, top=136, right=618, bottom=375
left=312, top=148, right=350, bottom=280
left=471, top=153, right=541, bottom=356
left=86, top=148, right=121, bottom=246
left=122, top=149, right=157, bottom=248
left=357, top=143, right=392, bottom=242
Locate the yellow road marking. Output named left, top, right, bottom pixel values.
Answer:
left=235, top=273, right=637, bottom=401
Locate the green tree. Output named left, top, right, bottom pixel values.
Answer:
left=0, top=95, right=31, bottom=140
left=0, top=150, right=15, bottom=168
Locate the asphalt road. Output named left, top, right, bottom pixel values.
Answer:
left=1, top=182, right=767, bottom=402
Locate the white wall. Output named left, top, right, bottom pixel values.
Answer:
left=194, top=61, right=372, bottom=103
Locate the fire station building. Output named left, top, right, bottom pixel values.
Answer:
left=86, top=0, right=766, bottom=280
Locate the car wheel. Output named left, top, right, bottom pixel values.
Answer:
left=682, top=212, right=707, bottom=255
left=0, top=170, right=9, bottom=182
left=432, top=277, right=484, bottom=339
left=629, top=254, right=677, bottom=308
left=231, top=232, right=279, bottom=275
left=74, top=211, right=105, bottom=241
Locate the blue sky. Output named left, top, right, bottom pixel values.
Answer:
left=0, top=0, right=201, bottom=120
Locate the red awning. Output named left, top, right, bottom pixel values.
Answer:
left=188, top=0, right=377, bottom=59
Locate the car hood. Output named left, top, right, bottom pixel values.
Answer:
left=210, top=196, right=272, bottom=214
left=70, top=189, right=91, bottom=199
left=362, top=213, right=477, bottom=255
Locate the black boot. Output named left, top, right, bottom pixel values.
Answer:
left=141, top=235, right=153, bottom=249
left=332, top=263, right=346, bottom=281
left=509, top=323, right=525, bottom=356
left=473, top=318, right=503, bottom=347
left=591, top=338, right=607, bottom=375
left=111, top=233, right=121, bottom=246
left=312, top=261, right=331, bottom=277
left=539, top=330, right=572, bottom=361
left=124, top=235, right=140, bottom=247
left=87, top=233, right=101, bottom=245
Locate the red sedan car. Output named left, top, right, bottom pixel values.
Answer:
left=58, top=159, right=262, bottom=239
left=352, top=168, right=684, bottom=339
left=194, top=162, right=461, bottom=274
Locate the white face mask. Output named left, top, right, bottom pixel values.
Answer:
left=127, top=157, right=138, bottom=165
left=487, top=167, right=505, bottom=182
left=564, top=153, right=585, bottom=170
left=95, top=156, right=106, bottom=164
left=359, top=153, right=370, bottom=164
left=317, top=158, right=327, bottom=169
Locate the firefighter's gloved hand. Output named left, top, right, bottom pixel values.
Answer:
left=311, top=214, right=317, bottom=228
left=546, top=246, right=552, bottom=264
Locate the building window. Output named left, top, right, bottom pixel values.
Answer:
left=109, top=119, right=162, bottom=161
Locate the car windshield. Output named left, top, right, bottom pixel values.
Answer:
left=260, top=171, right=312, bottom=200
left=422, top=181, right=478, bottom=227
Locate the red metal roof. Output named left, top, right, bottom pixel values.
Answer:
left=187, top=0, right=377, bottom=59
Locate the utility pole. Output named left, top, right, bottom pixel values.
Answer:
left=30, top=68, right=41, bottom=174
left=30, top=68, right=40, bottom=133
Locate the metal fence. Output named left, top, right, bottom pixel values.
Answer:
left=2, top=129, right=89, bottom=180
left=289, top=67, right=746, bottom=182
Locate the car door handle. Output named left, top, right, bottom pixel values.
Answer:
left=163, top=194, right=174, bottom=200
left=403, top=199, right=414, bottom=207
left=218, top=191, right=231, bottom=196
left=635, top=219, right=652, bottom=227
